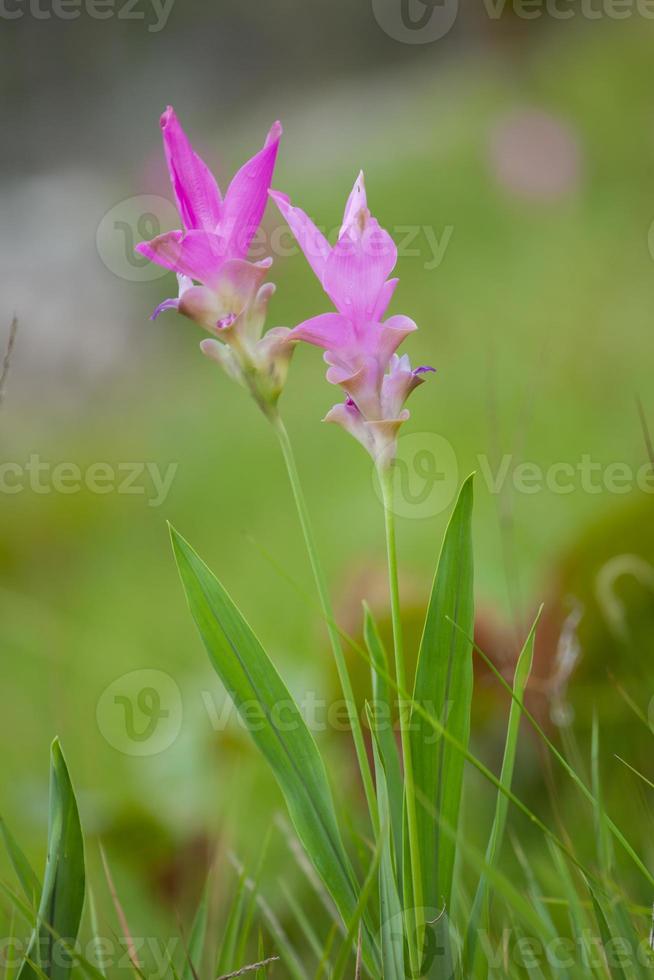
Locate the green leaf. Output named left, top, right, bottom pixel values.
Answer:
left=367, top=706, right=405, bottom=980
left=409, top=475, right=474, bottom=914
left=17, top=739, right=85, bottom=980
left=591, top=715, right=615, bottom=878
left=182, top=879, right=210, bottom=980
left=363, top=604, right=403, bottom=895
left=170, top=527, right=377, bottom=974
left=466, top=612, right=539, bottom=972
left=0, top=818, right=41, bottom=909
left=216, top=869, right=248, bottom=975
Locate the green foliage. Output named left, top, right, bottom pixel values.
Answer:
left=14, top=740, right=84, bottom=980
left=169, top=526, right=376, bottom=974
left=410, top=475, right=475, bottom=915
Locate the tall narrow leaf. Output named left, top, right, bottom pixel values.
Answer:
left=17, top=739, right=85, bottom=980
left=409, top=475, right=474, bottom=914
left=170, top=527, right=377, bottom=973
left=182, top=880, right=210, bottom=980
left=364, top=604, right=403, bottom=891
left=367, top=707, right=404, bottom=980
left=466, top=613, right=539, bottom=972
left=0, top=818, right=41, bottom=909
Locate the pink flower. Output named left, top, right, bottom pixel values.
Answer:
left=136, top=106, right=281, bottom=327
left=270, top=173, right=432, bottom=466
left=137, top=107, right=294, bottom=415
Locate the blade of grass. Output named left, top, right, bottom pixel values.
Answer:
left=364, top=604, right=403, bottom=897
left=171, top=526, right=377, bottom=974
left=181, top=879, right=210, bottom=980
left=453, top=623, right=654, bottom=890
left=330, top=832, right=383, bottom=980
left=367, top=705, right=404, bottom=980
left=591, top=715, right=615, bottom=878
left=466, top=612, right=539, bottom=972
left=0, top=819, right=40, bottom=909
left=229, top=854, right=307, bottom=980
left=17, top=740, right=85, bottom=980
left=272, top=416, right=378, bottom=829
left=98, top=846, right=140, bottom=972
left=86, top=887, right=107, bottom=980
left=216, top=869, right=248, bottom=975
left=410, top=475, right=475, bottom=917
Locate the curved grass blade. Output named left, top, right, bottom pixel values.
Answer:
left=0, top=818, right=41, bottom=909
left=17, top=739, right=85, bottom=980
left=330, top=834, right=383, bottom=980
left=228, top=855, right=307, bottom=980
left=181, top=879, right=210, bottom=980
left=367, top=706, right=405, bottom=980
left=466, top=612, right=539, bottom=972
left=364, top=604, right=403, bottom=895
left=170, top=527, right=377, bottom=974
left=410, top=475, right=474, bottom=915
left=465, top=633, right=654, bottom=890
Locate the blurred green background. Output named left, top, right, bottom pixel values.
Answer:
left=2, top=0, right=654, bottom=948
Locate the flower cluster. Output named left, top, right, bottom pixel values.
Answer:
left=136, top=106, right=292, bottom=415
left=271, top=173, right=433, bottom=468
left=138, top=109, right=432, bottom=455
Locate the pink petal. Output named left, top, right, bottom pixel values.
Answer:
left=136, top=230, right=229, bottom=288
left=372, top=277, right=399, bottom=321
left=222, top=122, right=282, bottom=260
left=372, top=314, right=418, bottom=362
left=160, top=106, right=223, bottom=232
left=339, top=171, right=367, bottom=238
left=178, top=285, right=225, bottom=331
left=269, top=190, right=331, bottom=282
left=323, top=217, right=397, bottom=327
left=214, top=257, right=273, bottom=315
left=289, top=312, right=355, bottom=352
left=381, top=354, right=431, bottom=418
left=327, top=356, right=382, bottom=420
left=150, top=296, right=179, bottom=320
left=324, top=400, right=374, bottom=456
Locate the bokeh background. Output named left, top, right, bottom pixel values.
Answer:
left=2, top=0, right=654, bottom=951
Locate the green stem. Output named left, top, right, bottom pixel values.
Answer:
left=272, top=414, right=378, bottom=830
left=380, top=467, right=425, bottom=974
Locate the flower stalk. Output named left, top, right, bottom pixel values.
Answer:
left=379, top=465, right=425, bottom=974
left=272, top=412, right=378, bottom=829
